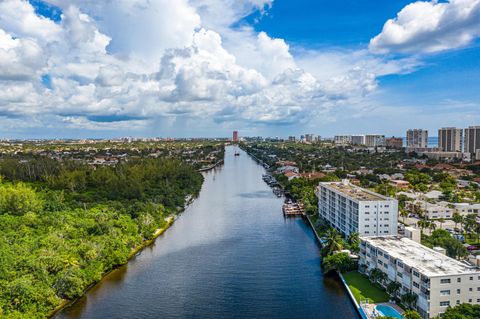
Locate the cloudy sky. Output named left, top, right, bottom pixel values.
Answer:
left=0, top=0, right=479, bottom=138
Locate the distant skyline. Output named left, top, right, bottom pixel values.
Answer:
left=0, top=0, right=479, bottom=138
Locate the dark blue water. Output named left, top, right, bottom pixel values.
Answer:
left=56, top=146, right=359, bottom=319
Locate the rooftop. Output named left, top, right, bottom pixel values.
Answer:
left=362, top=236, right=478, bottom=277
left=320, top=181, right=389, bottom=202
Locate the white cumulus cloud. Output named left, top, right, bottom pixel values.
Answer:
left=370, top=0, right=480, bottom=54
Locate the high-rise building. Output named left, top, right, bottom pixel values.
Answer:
left=232, top=131, right=238, bottom=142
left=365, top=135, right=386, bottom=147
left=351, top=135, right=366, bottom=145
left=464, top=126, right=480, bottom=155
left=316, top=180, right=398, bottom=237
left=386, top=137, right=403, bottom=149
left=305, top=134, right=317, bottom=143
left=334, top=135, right=352, bottom=146
left=438, top=127, right=463, bottom=152
left=406, top=129, right=428, bottom=149
left=288, top=136, right=296, bottom=142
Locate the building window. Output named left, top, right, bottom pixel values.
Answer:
left=413, top=271, right=419, bottom=277
left=440, top=290, right=450, bottom=295
left=457, top=289, right=461, bottom=294
left=413, top=282, right=419, bottom=288
left=440, top=279, right=451, bottom=284
left=469, top=288, right=473, bottom=292
left=471, top=277, right=474, bottom=280
left=457, top=278, right=461, bottom=283
left=440, top=301, right=450, bottom=307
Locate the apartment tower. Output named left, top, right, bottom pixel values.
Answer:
left=464, top=126, right=480, bottom=155
left=406, top=129, right=428, bottom=149
left=438, top=127, right=463, bottom=152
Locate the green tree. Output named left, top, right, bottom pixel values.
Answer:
left=386, top=281, right=401, bottom=298
left=0, top=183, right=43, bottom=216
left=322, top=252, right=354, bottom=274
left=403, top=310, right=422, bottom=319
left=322, top=228, right=343, bottom=256
left=440, top=303, right=480, bottom=319
left=370, top=268, right=387, bottom=286
left=452, top=212, right=463, bottom=232
left=401, top=292, right=418, bottom=310
left=347, top=232, right=360, bottom=253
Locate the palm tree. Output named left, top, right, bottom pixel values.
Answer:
left=401, top=292, right=418, bottom=310
left=347, top=232, right=360, bottom=253
left=400, top=209, right=409, bottom=224
left=370, top=269, right=387, bottom=286
left=323, top=228, right=343, bottom=256
left=452, top=212, right=463, bottom=232
left=464, top=214, right=477, bottom=241
left=417, top=220, right=429, bottom=237
left=438, top=218, right=445, bottom=230
left=386, top=281, right=402, bottom=299
left=428, top=220, right=436, bottom=233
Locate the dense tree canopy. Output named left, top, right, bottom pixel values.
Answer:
left=438, top=303, right=480, bottom=319
left=0, top=157, right=204, bottom=318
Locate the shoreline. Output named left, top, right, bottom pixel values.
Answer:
left=48, top=203, right=190, bottom=318
left=49, top=151, right=220, bottom=318
left=198, top=159, right=224, bottom=172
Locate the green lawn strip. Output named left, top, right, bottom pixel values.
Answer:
left=342, top=271, right=390, bottom=304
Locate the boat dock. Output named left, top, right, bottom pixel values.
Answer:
left=282, top=201, right=305, bottom=217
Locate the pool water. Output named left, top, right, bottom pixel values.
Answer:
left=375, top=305, right=404, bottom=319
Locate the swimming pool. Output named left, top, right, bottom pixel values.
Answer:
left=375, top=304, right=404, bottom=319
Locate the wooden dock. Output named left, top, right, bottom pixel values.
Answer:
left=282, top=202, right=305, bottom=216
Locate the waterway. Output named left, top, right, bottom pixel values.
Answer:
left=56, top=146, right=359, bottom=319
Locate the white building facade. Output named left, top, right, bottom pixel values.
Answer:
left=316, top=180, right=398, bottom=237
left=360, top=236, right=480, bottom=319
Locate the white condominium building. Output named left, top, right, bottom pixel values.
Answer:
left=407, top=129, right=429, bottom=149
left=316, top=180, right=398, bottom=237
left=360, top=236, right=480, bottom=319
left=351, top=135, right=366, bottom=145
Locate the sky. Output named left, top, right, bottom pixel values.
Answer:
left=0, top=0, right=479, bottom=139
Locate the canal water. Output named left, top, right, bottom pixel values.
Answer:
left=56, top=146, right=359, bottom=319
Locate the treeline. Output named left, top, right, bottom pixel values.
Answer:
left=0, top=157, right=203, bottom=318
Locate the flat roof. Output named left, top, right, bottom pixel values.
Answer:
left=320, top=181, right=388, bottom=202
left=362, top=236, right=478, bottom=277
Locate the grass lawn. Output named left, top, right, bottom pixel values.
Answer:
left=342, top=271, right=390, bottom=304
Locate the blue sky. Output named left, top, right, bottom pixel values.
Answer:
left=0, top=0, right=478, bottom=139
